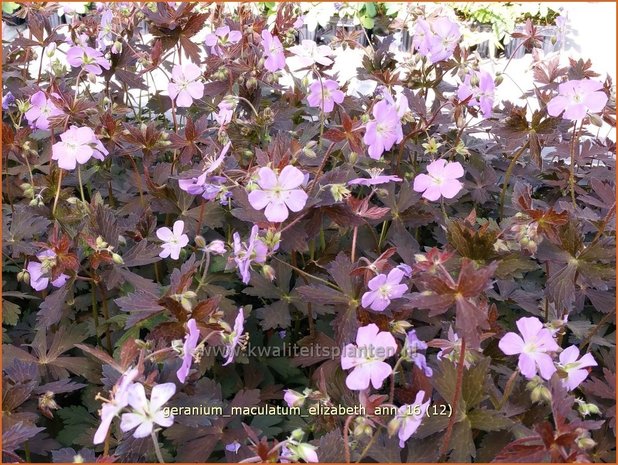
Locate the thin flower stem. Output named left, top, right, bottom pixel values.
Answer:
left=52, top=169, right=64, bottom=217
left=438, top=336, right=466, bottom=461
left=498, top=141, right=530, bottom=219
left=351, top=226, right=358, bottom=263
left=151, top=431, right=165, bottom=463
left=343, top=414, right=356, bottom=463
left=355, top=425, right=382, bottom=463
left=77, top=165, right=86, bottom=203
left=272, top=256, right=341, bottom=291
left=389, top=357, right=404, bottom=403
left=569, top=121, right=581, bottom=207
left=498, top=368, right=520, bottom=410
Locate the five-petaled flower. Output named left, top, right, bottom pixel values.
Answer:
left=248, top=165, right=308, bottom=222
left=556, top=345, right=597, bottom=391
left=168, top=63, right=205, bottom=108
left=288, top=39, right=333, bottom=69
left=388, top=390, right=430, bottom=448
left=499, top=316, right=560, bottom=380
left=25, top=91, right=63, bottom=130
left=176, top=319, right=201, bottom=383
left=307, top=79, right=345, bottom=113
left=204, top=26, right=242, bottom=56
left=457, top=70, right=495, bottom=118
left=261, top=30, right=286, bottom=72
left=363, top=99, right=404, bottom=160
left=66, top=45, right=111, bottom=75
left=120, top=383, right=176, bottom=438
left=413, top=17, right=461, bottom=64
left=413, top=159, right=464, bottom=201
left=361, top=268, right=408, bottom=312
left=52, top=125, right=109, bottom=170
left=156, top=220, right=189, bottom=260
left=547, top=79, right=608, bottom=121
left=348, top=168, right=402, bottom=186
left=341, top=323, right=397, bottom=390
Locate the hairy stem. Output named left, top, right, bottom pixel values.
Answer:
left=498, top=141, right=530, bottom=219
left=151, top=431, right=165, bottom=463
left=438, top=336, right=466, bottom=461
left=343, top=414, right=356, bottom=463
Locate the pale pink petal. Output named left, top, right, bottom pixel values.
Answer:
left=182, top=63, right=202, bottom=81
left=150, top=383, right=176, bottom=412
left=119, top=412, right=143, bottom=433
left=558, top=345, right=580, bottom=364
left=361, top=290, right=378, bottom=309
left=535, top=353, right=557, bottom=380
left=356, top=323, right=380, bottom=346
left=413, top=173, right=433, bottom=193
left=172, top=220, right=185, bottom=237
left=283, top=189, right=308, bottom=213
left=518, top=353, right=537, bottom=378
left=498, top=332, right=525, bottom=355
left=443, top=161, right=464, bottom=179
left=515, top=317, right=543, bottom=342
left=439, top=179, right=463, bottom=199
left=256, top=167, right=278, bottom=190
left=248, top=190, right=272, bottom=210
left=563, top=103, right=587, bottom=120
left=369, top=360, right=393, bottom=389
left=547, top=95, right=568, bottom=117
left=345, top=364, right=372, bottom=390
left=175, top=90, right=193, bottom=108
left=584, top=91, right=608, bottom=113
left=156, top=227, right=174, bottom=241
left=421, top=185, right=442, bottom=201
left=132, top=419, right=154, bottom=438
left=278, top=165, right=305, bottom=189
left=264, top=201, right=289, bottom=222
left=565, top=368, right=589, bottom=391
left=187, top=81, right=204, bottom=99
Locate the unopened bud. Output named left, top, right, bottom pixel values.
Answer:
left=330, top=183, right=350, bottom=202
left=261, top=264, right=276, bottom=281
left=494, top=73, right=504, bottom=86
left=391, top=320, right=413, bottom=335
left=195, top=235, right=206, bottom=249
left=111, top=253, right=124, bottom=265
left=17, top=269, right=30, bottom=283
left=589, top=113, right=603, bottom=127
left=46, top=42, right=57, bottom=57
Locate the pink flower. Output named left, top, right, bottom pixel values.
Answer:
left=168, top=63, right=204, bottom=108
left=288, top=40, right=333, bottom=68
left=120, top=382, right=176, bottom=438
left=363, top=100, right=403, bottom=160
left=25, top=91, right=63, bottom=130
left=341, top=323, right=397, bottom=390
left=261, top=30, right=285, bottom=72
left=389, top=390, right=430, bottom=447
left=413, top=159, right=464, bottom=201
left=204, top=26, right=242, bottom=56
left=93, top=367, right=139, bottom=444
left=215, top=99, right=236, bottom=126
left=179, top=143, right=230, bottom=200
left=557, top=345, right=597, bottom=391
left=66, top=45, right=111, bottom=75
left=176, top=319, right=201, bottom=383
left=547, top=79, right=608, bottom=121
left=283, top=389, right=307, bottom=408
left=232, top=225, right=269, bottom=284
left=51, top=126, right=109, bottom=170
left=498, top=316, right=560, bottom=380
left=307, top=79, right=344, bottom=113
left=361, top=268, right=408, bottom=312
left=413, top=17, right=461, bottom=64
left=348, top=168, right=402, bottom=186
left=457, top=70, right=495, bottom=118
left=204, top=239, right=226, bottom=255
left=156, top=220, right=189, bottom=260
left=222, top=308, right=245, bottom=366
left=27, top=250, right=69, bottom=291
left=248, top=165, right=308, bottom=222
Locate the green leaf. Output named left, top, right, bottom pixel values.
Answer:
left=468, top=409, right=513, bottom=432
left=57, top=405, right=98, bottom=447
left=2, top=299, right=21, bottom=326
left=2, top=2, right=20, bottom=14
left=360, top=15, right=374, bottom=30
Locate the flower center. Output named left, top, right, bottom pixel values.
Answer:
left=522, top=342, right=538, bottom=354
left=378, top=284, right=392, bottom=298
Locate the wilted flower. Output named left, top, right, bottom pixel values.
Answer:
left=388, top=390, right=430, bottom=447
left=457, top=70, right=495, bottom=118
left=204, top=239, right=226, bottom=255
left=413, top=17, right=461, bottom=64
left=348, top=168, right=402, bottom=186
left=556, top=345, right=597, bottom=391
left=413, top=159, right=464, bottom=201
left=261, top=30, right=285, bottom=72
left=120, top=383, right=176, bottom=438
left=66, top=45, right=111, bottom=75
left=307, top=79, right=344, bottom=113
left=97, top=9, right=114, bottom=51
left=222, top=308, right=245, bottom=366
left=168, top=63, right=204, bottom=108
left=204, top=26, right=242, bottom=56
left=547, top=79, right=608, bottom=121
left=499, top=316, right=560, bottom=380
left=93, top=368, right=139, bottom=444
left=248, top=165, right=308, bottom=222
left=52, top=126, right=109, bottom=170
left=404, top=330, right=432, bottom=377
left=361, top=268, right=408, bottom=312
left=27, top=250, right=69, bottom=291
left=2, top=91, right=15, bottom=110
left=214, top=99, right=236, bottom=126
left=176, top=319, right=201, bottom=383
left=341, top=323, right=397, bottom=390
left=283, top=389, right=308, bottom=408
left=156, top=220, right=189, bottom=260
left=363, top=99, right=403, bottom=160
left=232, top=225, right=269, bottom=284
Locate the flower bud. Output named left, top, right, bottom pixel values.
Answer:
left=112, top=40, right=122, bottom=54
left=17, top=99, right=31, bottom=114
left=261, top=264, right=276, bottom=281
left=17, top=269, right=30, bottom=283
left=46, top=42, right=57, bottom=57
left=111, top=253, right=124, bottom=265
left=390, top=320, right=413, bottom=335
left=494, top=73, right=504, bottom=86
left=330, top=183, right=351, bottom=202
left=289, top=428, right=305, bottom=442
left=589, top=113, right=603, bottom=127
left=283, top=389, right=306, bottom=408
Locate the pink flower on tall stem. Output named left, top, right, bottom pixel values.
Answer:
left=248, top=165, right=308, bottom=222
left=413, top=159, right=464, bottom=201
left=222, top=308, right=245, bottom=366
left=363, top=100, right=403, bottom=160
left=232, top=225, right=269, bottom=284
left=25, top=91, right=63, bottom=130
left=176, top=319, right=201, bottom=383
left=288, top=40, right=333, bottom=68
left=556, top=345, right=597, bottom=391
left=66, top=45, right=111, bottom=75
left=361, top=268, right=408, bottom=312
left=547, top=79, right=608, bottom=121
left=261, top=30, right=286, bottom=72
left=307, top=79, right=344, bottom=113
left=413, top=17, right=461, bottom=64
left=51, top=126, right=109, bottom=170
left=389, top=390, right=430, bottom=447
left=498, top=316, right=560, bottom=380
left=341, top=323, right=397, bottom=390
left=168, top=63, right=204, bottom=108
left=120, top=383, right=176, bottom=438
